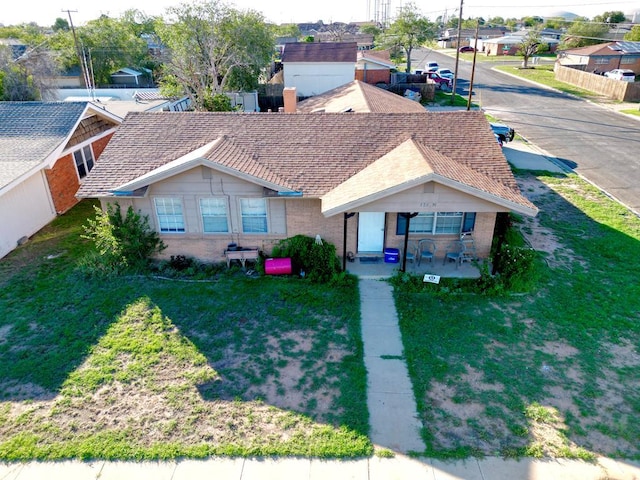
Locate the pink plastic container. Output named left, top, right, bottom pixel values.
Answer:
left=265, top=257, right=292, bottom=275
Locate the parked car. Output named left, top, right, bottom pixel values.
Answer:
left=426, top=71, right=452, bottom=90
left=490, top=122, right=515, bottom=143
left=425, top=61, right=439, bottom=72
left=436, top=68, right=454, bottom=80
left=604, top=69, right=636, bottom=82
left=459, top=46, right=475, bottom=53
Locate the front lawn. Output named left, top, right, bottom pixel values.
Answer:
left=393, top=172, right=640, bottom=460
left=0, top=203, right=371, bottom=460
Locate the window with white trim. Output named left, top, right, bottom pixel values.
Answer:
left=620, top=57, right=636, bottom=65
left=397, top=212, right=473, bottom=235
left=73, top=145, right=95, bottom=179
left=594, top=58, right=610, bottom=65
left=200, top=197, right=229, bottom=233
left=240, top=198, right=268, bottom=233
left=154, top=198, right=185, bottom=233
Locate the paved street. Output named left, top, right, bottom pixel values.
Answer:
left=413, top=48, right=640, bottom=215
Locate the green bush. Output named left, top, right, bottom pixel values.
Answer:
left=271, top=235, right=341, bottom=283
left=80, top=203, right=166, bottom=276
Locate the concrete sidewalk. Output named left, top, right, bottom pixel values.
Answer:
left=359, top=278, right=424, bottom=453
left=2, top=455, right=639, bottom=479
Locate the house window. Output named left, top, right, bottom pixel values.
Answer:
left=434, top=212, right=464, bottom=234
left=240, top=198, right=267, bottom=233
left=594, top=58, right=610, bottom=65
left=396, top=212, right=474, bottom=235
left=73, top=145, right=95, bottom=179
left=620, top=57, right=635, bottom=65
left=200, top=197, right=229, bottom=233
left=154, top=198, right=185, bottom=233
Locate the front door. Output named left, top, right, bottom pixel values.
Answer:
left=357, top=212, right=385, bottom=253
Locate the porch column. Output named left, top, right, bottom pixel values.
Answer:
left=399, top=212, right=418, bottom=273
left=342, top=212, right=356, bottom=271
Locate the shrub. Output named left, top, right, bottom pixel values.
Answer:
left=271, top=235, right=341, bottom=283
left=80, top=203, right=166, bottom=275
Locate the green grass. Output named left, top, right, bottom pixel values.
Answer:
left=493, top=64, right=602, bottom=99
left=393, top=172, right=640, bottom=460
left=620, top=109, right=640, bottom=116
left=0, top=203, right=371, bottom=460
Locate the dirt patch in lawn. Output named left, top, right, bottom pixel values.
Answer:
left=515, top=175, right=586, bottom=271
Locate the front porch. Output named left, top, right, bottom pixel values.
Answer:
left=345, top=254, right=486, bottom=279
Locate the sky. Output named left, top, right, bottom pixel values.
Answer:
left=2, top=0, right=639, bottom=27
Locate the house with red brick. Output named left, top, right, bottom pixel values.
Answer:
left=355, top=50, right=395, bottom=85
left=76, top=110, right=537, bottom=268
left=0, top=102, right=121, bottom=259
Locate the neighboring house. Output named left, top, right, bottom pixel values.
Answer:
left=76, top=111, right=537, bottom=266
left=313, top=32, right=375, bottom=50
left=0, top=102, right=121, bottom=259
left=294, top=81, right=426, bottom=113
left=0, top=38, right=27, bottom=60
left=356, top=50, right=395, bottom=85
left=439, top=27, right=507, bottom=49
left=281, top=42, right=357, bottom=97
left=484, top=35, right=559, bottom=56
left=110, top=67, right=153, bottom=87
left=556, top=41, right=640, bottom=74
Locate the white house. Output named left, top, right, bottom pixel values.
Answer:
left=0, top=102, right=121, bottom=259
left=281, top=42, right=357, bottom=97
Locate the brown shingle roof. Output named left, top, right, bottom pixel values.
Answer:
left=297, top=80, right=427, bottom=113
left=77, top=111, right=535, bottom=213
left=281, top=42, right=357, bottom=63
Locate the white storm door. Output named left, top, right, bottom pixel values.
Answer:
left=357, top=212, right=385, bottom=253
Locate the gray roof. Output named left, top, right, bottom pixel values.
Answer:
left=0, top=101, right=90, bottom=190
left=281, top=42, right=357, bottom=63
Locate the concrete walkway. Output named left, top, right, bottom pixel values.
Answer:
left=359, top=278, right=424, bottom=453
left=2, top=445, right=639, bottom=479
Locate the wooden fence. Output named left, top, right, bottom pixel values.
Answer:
left=554, top=64, right=640, bottom=102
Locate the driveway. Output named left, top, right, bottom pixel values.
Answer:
left=412, top=48, right=640, bottom=215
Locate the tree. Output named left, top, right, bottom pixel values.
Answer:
left=518, top=31, right=542, bottom=68
left=52, top=18, right=69, bottom=32
left=560, top=20, right=609, bottom=49
left=625, top=25, right=640, bottom=41
left=593, top=11, right=626, bottom=24
left=157, top=0, right=274, bottom=111
left=0, top=44, right=58, bottom=101
left=382, top=2, right=435, bottom=73
left=77, top=15, right=151, bottom=86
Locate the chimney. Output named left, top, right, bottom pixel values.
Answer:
left=283, top=87, right=297, bottom=113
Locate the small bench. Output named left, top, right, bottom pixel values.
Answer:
left=225, top=247, right=260, bottom=269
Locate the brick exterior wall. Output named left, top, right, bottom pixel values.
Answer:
left=46, top=133, right=114, bottom=214
left=139, top=199, right=497, bottom=266
left=383, top=211, right=496, bottom=261
left=91, top=133, right=113, bottom=159
left=152, top=198, right=358, bottom=264
left=355, top=68, right=390, bottom=84
left=46, top=154, right=80, bottom=214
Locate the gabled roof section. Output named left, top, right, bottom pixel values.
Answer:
left=281, top=42, right=358, bottom=63
left=0, top=101, right=121, bottom=191
left=297, top=80, right=426, bottom=113
left=322, top=138, right=537, bottom=216
left=111, top=138, right=299, bottom=195
left=559, top=41, right=623, bottom=56
left=357, top=50, right=395, bottom=68
left=76, top=111, right=533, bottom=215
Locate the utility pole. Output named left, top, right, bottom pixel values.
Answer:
left=466, top=20, right=480, bottom=111
left=450, top=0, right=463, bottom=105
left=62, top=9, right=88, bottom=88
